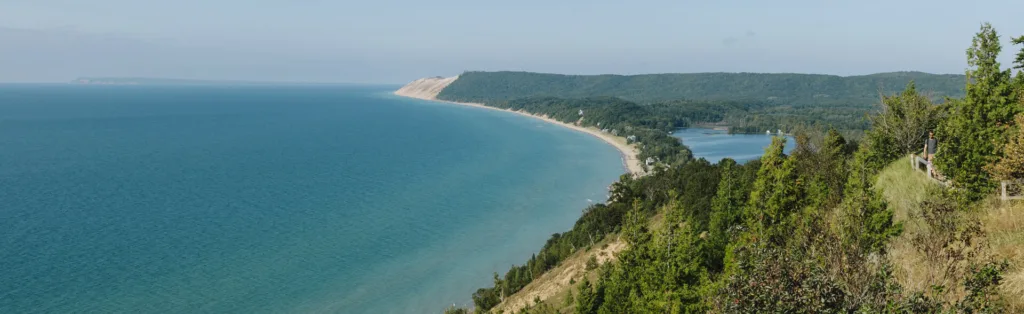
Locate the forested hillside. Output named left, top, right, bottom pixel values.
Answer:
left=444, top=23, right=1024, bottom=314
left=437, top=71, right=966, bottom=106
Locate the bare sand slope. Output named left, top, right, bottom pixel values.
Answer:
left=394, top=76, right=459, bottom=99
left=494, top=238, right=626, bottom=313
left=394, top=76, right=645, bottom=176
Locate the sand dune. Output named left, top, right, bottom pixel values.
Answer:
left=394, top=76, right=459, bottom=99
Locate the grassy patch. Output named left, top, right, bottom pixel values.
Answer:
left=877, top=156, right=1024, bottom=309
left=875, top=156, right=941, bottom=224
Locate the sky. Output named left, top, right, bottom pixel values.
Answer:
left=1, top=0, right=1023, bottom=84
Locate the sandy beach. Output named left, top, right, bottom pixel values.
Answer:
left=394, top=77, right=644, bottom=176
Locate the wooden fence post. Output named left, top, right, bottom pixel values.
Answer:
left=1003, top=181, right=1009, bottom=201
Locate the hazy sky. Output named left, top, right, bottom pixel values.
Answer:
left=1, top=0, right=1023, bottom=83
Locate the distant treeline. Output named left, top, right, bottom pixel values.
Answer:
left=437, top=71, right=966, bottom=105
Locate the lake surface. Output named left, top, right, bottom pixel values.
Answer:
left=672, top=128, right=795, bottom=163
left=0, top=85, right=624, bottom=313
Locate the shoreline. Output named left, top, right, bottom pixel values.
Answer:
left=393, top=92, right=645, bottom=176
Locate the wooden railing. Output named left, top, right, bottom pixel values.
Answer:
left=909, top=154, right=950, bottom=187
left=911, top=155, right=933, bottom=179
left=1001, top=180, right=1023, bottom=201
left=908, top=155, right=1021, bottom=201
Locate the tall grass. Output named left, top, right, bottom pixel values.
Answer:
left=875, top=156, right=940, bottom=226
left=980, top=199, right=1024, bottom=311
left=877, top=156, right=1024, bottom=309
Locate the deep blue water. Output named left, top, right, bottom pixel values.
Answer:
left=672, top=128, right=795, bottom=163
left=0, top=85, right=624, bottom=313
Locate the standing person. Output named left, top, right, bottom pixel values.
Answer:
left=923, top=131, right=939, bottom=177
left=924, top=131, right=938, bottom=163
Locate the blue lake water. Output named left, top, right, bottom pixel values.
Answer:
left=672, top=128, right=795, bottom=163
left=0, top=85, right=625, bottom=313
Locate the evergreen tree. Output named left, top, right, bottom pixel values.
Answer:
left=574, top=278, right=600, bottom=314
left=792, top=128, right=850, bottom=210
left=839, top=144, right=902, bottom=253
left=935, top=23, right=1020, bottom=201
left=623, top=199, right=650, bottom=246
left=1012, top=35, right=1024, bottom=70
left=707, top=158, right=752, bottom=273
left=745, top=137, right=801, bottom=242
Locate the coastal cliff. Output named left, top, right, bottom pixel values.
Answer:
left=394, top=76, right=458, bottom=100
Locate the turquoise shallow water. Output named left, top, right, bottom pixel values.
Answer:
left=0, top=85, right=624, bottom=313
left=672, top=128, right=795, bottom=163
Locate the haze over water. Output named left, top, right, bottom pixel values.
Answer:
left=0, top=85, right=624, bottom=313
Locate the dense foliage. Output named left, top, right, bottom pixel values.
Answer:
left=437, top=71, right=965, bottom=106
left=446, top=24, right=1022, bottom=314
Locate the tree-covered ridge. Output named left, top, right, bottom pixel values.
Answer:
left=437, top=71, right=966, bottom=106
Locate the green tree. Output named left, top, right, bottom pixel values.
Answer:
left=839, top=144, right=902, bottom=253
left=1012, top=35, right=1024, bottom=70
left=471, top=287, right=499, bottom=311
left=935, top=23, right=1020, bottom=201
left=707, top=159, right=746, bottom=270
left=443, top=305, right=469, bottom=314
left=623, top=199, right=650, bottom=246
left=574, top=278, right=601, bottom=314
left=866, top=81, right=940, bottom=162
left=745, top=137, right=801, bottom=241
left=792, top=128, right=851, bottom=210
